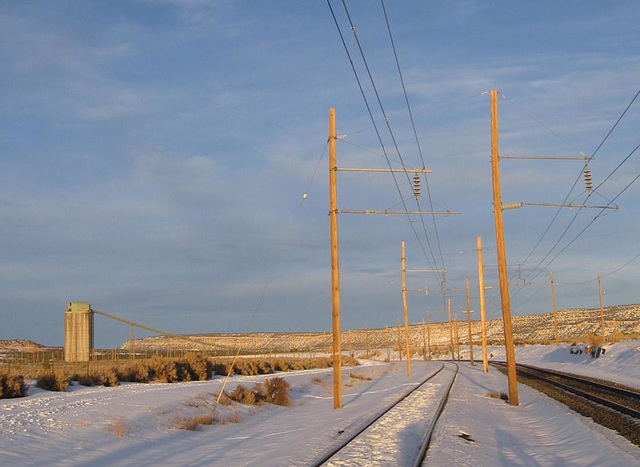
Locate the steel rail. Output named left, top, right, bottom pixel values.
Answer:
left=310, top=362, right=458, bottom=467
left=491, top=361, right=640, bottom=419
left=412, top=362, right=459, bottom=467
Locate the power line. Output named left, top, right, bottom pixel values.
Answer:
left=380, top=0, right=446, bottom=274
left=327, top=0, right=441, bottom=279
left=556, top=251, right=640, bottom=286
left=512, top=88, right=640, bottom=296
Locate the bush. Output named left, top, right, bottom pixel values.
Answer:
left=227, top=385, right=257, bottom=405
left=212, top=360, right=233, bottom=377
left=0, top=373, right=27, bottom=398
left=183, top=352, right=211, bottom=381
left=583, top=332, right=603, bottom=346
left=36, top=373, right=69, bottom=392
left=225, top=377, right=291, bottom=407
left=263, top=377, right=290, bottom=407
left=146, top=355, right=180, bottom=383
left=117, top=363, right=149, bottom=383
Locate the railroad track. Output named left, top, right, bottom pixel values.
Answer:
left=491, top=361, right=640, bottom=446
left=311, top=362, right=458, bottom=467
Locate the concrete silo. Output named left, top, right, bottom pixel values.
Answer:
left=64, top=302, right=94, bottom=362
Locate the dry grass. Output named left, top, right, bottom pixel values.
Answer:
left=487, top=391, right=509, bottom=402
left=228, top=408, right=242, bottom=423
left=106, top=417, right=131, bottom=437
left=348, top=372, right=372, bottom=381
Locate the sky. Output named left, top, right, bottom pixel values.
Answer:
left=0, top=1, right=638, bottom=348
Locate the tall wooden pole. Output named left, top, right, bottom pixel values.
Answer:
left=477, top=236, right=489, bottom=372
left=491, top=89, right=519, bottom=406
left=401, top=241, right=411, bottom=375
left=385, top=325, right=390, bottom=361
left=426, top=310, right=432, bottom=361
left=396, top=318, right=402, bottom=360
left=454, top=311, right=460, bottom=360
left=129, top=324, right=135, bottom=360
left=598, top=274, right=606, bottom=343
left=329, top=108, right=342, bottom=409
left=448, top=298, right=454, bottom=360
left=550, top=271, right=559, bottom=346
left=466, top=278, right=475, bottom=366
left=422, top=318, right=426, bottom=361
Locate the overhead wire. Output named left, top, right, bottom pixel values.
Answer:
left=556, top=251, right=640, bottom=286
left=511, top=88, right=640, bottom=298
left=327, top=0, right=441, bottom=279
left=380, top=0, right=447, bottom=276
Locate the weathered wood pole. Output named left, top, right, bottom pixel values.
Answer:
left=490, top=89, right=519, bottom=406
left=401, top=241, right=411, bottom=375
left=466, top=278, right=475, bottom=366
left=385, top=325, right=391, bottom=361
left=426, top=310, right=432, bottom=361
left=477, top=236, right=489, bottom=372
left=598, top=274, right=606, bottom=343
left=454, top=311, right=460, bottom=360
left=422, top=318, right=426, bottom=361
left=448, top=299, right=454, bottom=360
left=328, top=107, right=342, bottom=409
left=550, top=271, right=559, bottom=346
left=397, top=318, right=403, bottom=360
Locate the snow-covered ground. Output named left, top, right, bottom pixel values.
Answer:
left=1, top=341, right=639, bottom=466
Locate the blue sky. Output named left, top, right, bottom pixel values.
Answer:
left=1, top=1, right=638, bottom=347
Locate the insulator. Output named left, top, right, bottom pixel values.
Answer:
left=413, top=173, right=420, bottom=199
left=584, top=166, right=593, bottom=195
left=502, top=202, right=524, bottom=210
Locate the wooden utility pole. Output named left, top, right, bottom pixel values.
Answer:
left=329, top=107, right=342, bottom=409
left=448, top=299, right=454, bottom=360
left=477, top=236, right=489, bottom=372
left=454, top=311, right=460, bottom=360
left=422, top=318, right=426, bottom=360
left=550, top=271, right=559, bottom=346
left=397, top=318, right=403, bottom=360
left=401, top=241, right=411, bottom=375
left=426, top=310, right=432, bottom=361
left=385, top=325, right=390, bottom=361
left=491, top=89, right=519, bottom=406
left=466, top=278, right=475, bottom=366
left=129, top=324, right=135, bottom=360
left=598, top=274, right=606, bottom=343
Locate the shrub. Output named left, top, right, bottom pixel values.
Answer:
left=97, top=369, right=119, bottom=387
left=234, top=359, right=258, bottom=376
left=212, top=360, right=233, bottom=377
left=227, top=385, right=256, bottom=405
left=583, top=332, right=603, bottom=346
left=146, top=356, right=180, bottom=383
left=0, top=373, right=27, bottom=398
left=117, top=363, right=149, bottom=383
left=36, top=373, right=68, bottom=392
left=183, top=352, right=211, bottom=381
left=263, top=377, right=290, bottom=407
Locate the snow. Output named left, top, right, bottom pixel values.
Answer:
left=1, top=341, right=639, bottom=466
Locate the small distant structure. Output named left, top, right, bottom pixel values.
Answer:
left=64, top=301, right=94, bottom=362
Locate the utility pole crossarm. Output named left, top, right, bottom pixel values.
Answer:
left=500, top=155, right=591, bottom=161
left=502, top=202, right=618, bottom=211
left=337, top=209, right=461, bottom=215
left=336, top=167, right=431, bottom=173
